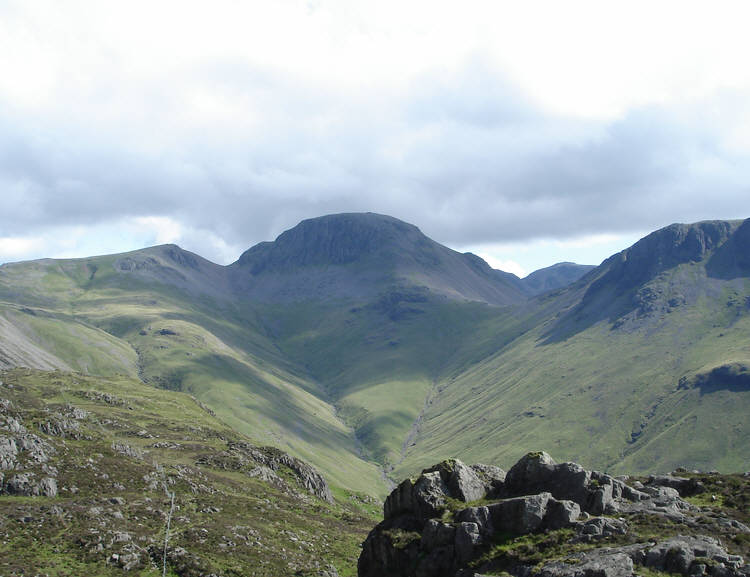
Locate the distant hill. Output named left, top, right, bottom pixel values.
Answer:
left=521, top=261, right=596, bottom=295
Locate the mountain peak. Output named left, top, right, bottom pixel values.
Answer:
left=543, top=218, right=748, bottom=343
left=235, top=212, right=425, bottom=273
left=594, top=219, right=740, bottom=294
left=231, top=212, right=528, bottom=304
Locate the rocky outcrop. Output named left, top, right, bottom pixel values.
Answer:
left=362, top=455, right=593, bottom=577
left=1, top=395, right=59, bottom=496
left=197, top=441, right=333, bottom=502
left=534, top=535, right=748, bottom=577
left=241, top=443, right=333, bottom=503
left=533, top=548, right=635, bottom=577
left=359, top=452, right=749, bottom=577
left=383, top=459, right=507, bottom=524
left=504, top=451, right=649, bottom=515
left=636, top=535, right=746, bottom=575
left=2, top=472, right=58, bottom=497
left=646, top=473, right=707, bottom=496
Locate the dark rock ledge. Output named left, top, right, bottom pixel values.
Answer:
left=359, top=452, right=749, bottom=577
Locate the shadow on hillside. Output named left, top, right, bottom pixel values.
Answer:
left=679, top=363, right=750, bottom=396
left=539, top=288, right=636, bottom=345
left=705, top=219, right=750, bottom=280
left=356, top=410, right=417, bottom=460
left=156, top=350, right=366, bottom=456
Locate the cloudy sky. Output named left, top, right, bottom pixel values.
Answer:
left=1, top=0, right=749, bottom=277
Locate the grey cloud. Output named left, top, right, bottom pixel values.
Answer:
left=387, top=101, right=750, bottom=246
left=1, top=56, right=748, bottom=259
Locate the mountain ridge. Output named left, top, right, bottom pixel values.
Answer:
left=0, top=213, right=748, bottom=495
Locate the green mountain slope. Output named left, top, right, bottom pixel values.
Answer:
left=395, top=219, right=750, bottom=478
left=0, top=246, right=383, bottom=495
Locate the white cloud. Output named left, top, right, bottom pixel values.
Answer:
left=0, top=236, right=45, bottom=260
left=463, top=231, right=648, bottom=276
left=133, top=216, right=183, bottom=245
left=480, top=256, right=527, bottom=278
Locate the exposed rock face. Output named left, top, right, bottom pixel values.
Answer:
left=646, top=474, right=706, bottom=496
left=0, top=436, right=18, bottom=469
left=384, top=459, right=506, bottom=523
left=469, top=463, right=506, bottom=495
left=706, top=217, right=750, bottom=279
left=635, top=535, right=746, bottom=575
left=3, top=472, right=57, bottom=497
left=0, top=396, right=60, bottom=496
left=534, top=548, right=634, bottom=577
left=588, top=220, right=736, bottom=297
left=359, top=452, right=749, bottom=577
left=246, top=443, right=333, bottom=503
left=424, top=459, right=487, bottom=503
left=197, top=441, right=333, bottom=502
left=504, top=451, right=648, bottom=515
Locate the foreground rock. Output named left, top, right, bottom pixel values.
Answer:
left=359, top=452, right=750, bottom=577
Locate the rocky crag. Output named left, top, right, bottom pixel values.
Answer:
left=359, top=451, right=750, bottom=577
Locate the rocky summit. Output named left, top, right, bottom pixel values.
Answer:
left=359, top=451, right=750, bottom=577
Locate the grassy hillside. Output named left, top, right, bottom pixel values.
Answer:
left=396, top=254, right=750, bottom=478
left=0, top=368, right=379, bottom=577
left=0, top=251, right=385, bottom=496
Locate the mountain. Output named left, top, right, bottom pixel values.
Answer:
left=230, top=212, right=528, bottom=305
left=521, top=261, right=596, bottom=295
left=0, top=213, right=749, bottom=500
left=549, top=220, right=741, bottom=337
left=0, top=243, right=385, bottom=495
left=395, top=218, right=750, bottom=478
left=0, top=213, right=534, bottom=496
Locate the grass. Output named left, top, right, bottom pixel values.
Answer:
left=0, top=368, right=380, bottom=577
left=394, top=264, right=750, bottom=479
left=470, top=529, right=582, bottom=571
left=338, top=377, right=432, bottom=464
